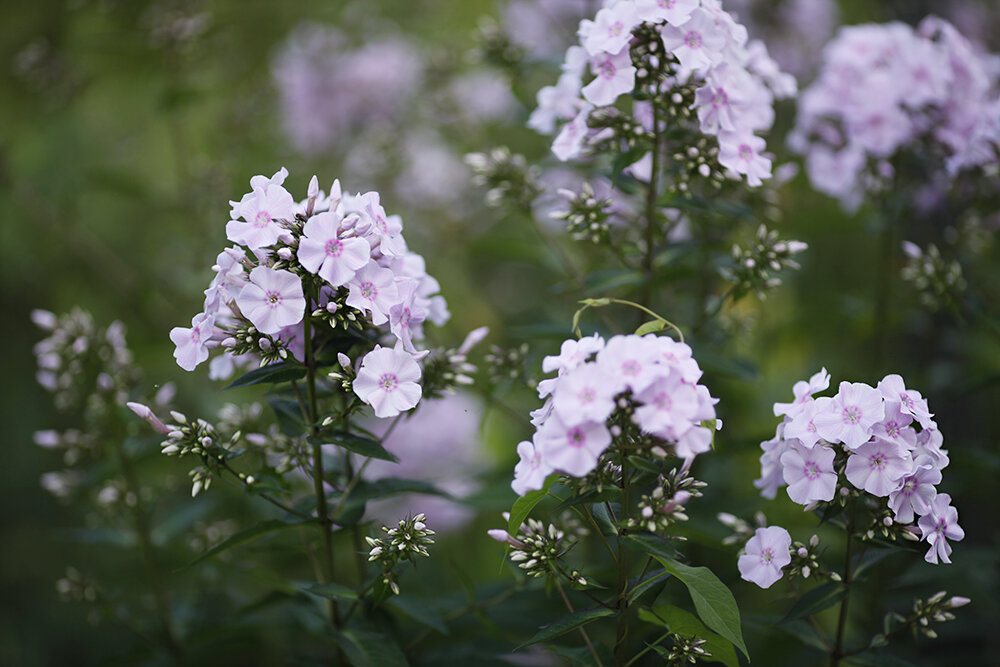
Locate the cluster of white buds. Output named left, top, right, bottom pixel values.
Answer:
left=492, top=517, right=577, bottom=581
left=716, top=511, right=768, bottom=547
left=786, top=534, right=840, bottom=582
left=551, top=182, right=614, bottom=244
left=874, top=592, right=971, bottom=645
left=220, top=322, right=291, bottom=365
left=722, top=225, right=808, bottom=298
left=664, top=634, right=711, bottom=666
left=159, top=411, right=228, bottom=458
left=55, top=567, right=99, bottom=604
left=484, top=342, right=530, bottom=385
left=573, top=459, right=623, bottom=496
left=629, top=467, right=706, bottom=534
left=365, top=513, right=435, bottom=595
left=465, top=147, right=540, bottom=208
left=901, top=242, right=966, bottom=311
left=419, top=327, right=487, bottom=399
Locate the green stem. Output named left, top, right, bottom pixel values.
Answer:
left=624, top=631, right=671, bottom=667
left=614, top=459, right=634, bottom=664
left=637, top=85, right=662, bottom=319
left=555, top=579, right=604, bottom=667
left=830, top=507, right=857, bottom=667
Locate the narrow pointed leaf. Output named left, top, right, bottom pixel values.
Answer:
left=781, top=582, right=847, bottom=623
left=182, top=519, right=311, bottom=569
left=638, top=604, right=739, bottom=667
left=507, top=473, right=559, bottom=536
left=517, top=607, right=617, bottom=649
left=310, top=432, right=398, bottom=462
left=225, top=361, right=306, bottom=389
left=333, top=629, right=409, bottom=667
left=302, top=582, right=359, bottom=601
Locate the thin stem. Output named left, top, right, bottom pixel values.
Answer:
left=584, top=505, right=619, bottom=565
left=624, top=631, right=671, bottom=667
left=614, top=457, right=634, bottom=664
left=637, top=84, right=662, bottom=318
left=830, top=506, right=857, bottom=667
left=217, top=459, right=312, bottom=520
left=555, top=579, right=604, bottom=667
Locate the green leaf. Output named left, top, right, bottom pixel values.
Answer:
left=582, top=269, right=644, bottom=295
left=333, top=629, right=409, bottom=667
left=225, top=361, right=306, bottom=390
left=386, top=596, right=449, bottom=634
left=507, top=473, right=559, bottom=536
left=635, top=319, right=666, bottom=336
left=589, top=502, right=619, bottom=536
left=302, top=582, right=359, bottom=601
left=311, top=432, right=398, bottom=462
left=651, top=556, right=749, bottom=660
left=267, top=396, right=306, bottom=436
left=638, top=604, right=739, bottom=667
left=844, top=653, right=918, bottom=667
left=781, top=582, right=847, bottom=623
left=623, top=533, right=678, bottom=561
left=628, top=568, right=670, bottom=603
left=516, top=607, right=617, bottom=649
left=182, top=519, right=311, bottom=569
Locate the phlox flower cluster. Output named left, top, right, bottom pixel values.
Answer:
left=790, top=16, right=1000, bottom=210
left=755, top=369, right=964, bottom=565
left=530, top=0, right=795, bottom=186
left=169, top=167, right=448, bottom=419
left=511, top=333, right=718, bottom=495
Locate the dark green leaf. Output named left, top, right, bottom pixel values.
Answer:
left=225, top=361, right=306, bottom=390
left=507, top=473, right=559, bottom=535
left=589, top=502, right=619, bottom=536
left=781, top=582, right=847, bottom=623
left=302, top=582, right=359, bottom=601
left=552, top=643, right=614, bottom=667
left=516, top=607, right=617, bottom=649
left=845, top=653, right=918, bottom=667
left=267, top=396, right=306, bottom=436
left=583, top=269, right=644, bottom=295
left=387, top=596, right=449, bottom=634
left=638, top=604, right=739, bottom=667
left=182, top=519, right=311, bottom=569
left=628, top=568, right=670, bottom=602
left=333, top=629, right=409, bottom=667
left=652, top=556, right=749, bottom=660
left=311, top=432, right=398, bottom=462
left=627, top=455, right=663, bottom=476
left=623, top=533, right=677, bottom=561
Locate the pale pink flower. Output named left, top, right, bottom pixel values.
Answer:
left=582, top=49, right=636, bottom=107
left=774, top=367, right=830, bottom=418
left=345, top=262, right=399, bottom=326
left=633, top=373, right=700, bottom=438
left=236, top=267, right=306, bottom=335
left=530, top=71, right=585, bottom=134
left=660, top=8, right=726, bottom=71
left=877, top=374, right=934, bottom=428
left=226, top=174, right=296, bottom=250
left=552, top=363, right=618, bottom=426
left=596, top=334, right=660, bottom=394
left=888, top=459, right=941, bottom=523
left=783, top=397, right=831, bottom=449
left=845, top=437, right=913, bottom=497
left=537, top=413, right=611, bottom=477
left=580, top=5, right=639, bottom=56
left=297, top=211, right=371, bottom=286
left=169, top=312, right=216, bottom=371
left=813, top=381, right=885, bottom=450
left=754, top=430, right=791, bottom=499
left=738, top=525, right=791, bottom=589
left=512, top=439, right=554, bottom=496
left=635, top=0, right=698, bottom=27
left=352, top=191, right=405, bottom=258
left=780, top=441, right=837, bottom=505
left=718, top=130, right=772, bottom=186
left=388, top=280, right=427, bottom=353
left=541, top=333, right=605, bottom=375
left=917, top=493, right=964, bottom=564
left=552, top=104, right=594, bottom=161
left=353, top=345, right=422, bottom=418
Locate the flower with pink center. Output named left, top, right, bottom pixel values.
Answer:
left=872, top=402, right=917, bottom=450
left=297, top=211, right=371, bottom=287
left=780, top=441, right=837, bottom=505
left=783, top=396, right=831, bottom=449
left=353, top=345, right=423, bottom=418
left=580, top=5, right=639, bottom=56
left=635, top=0, right=698, bottom=27
left=389, top=280, right=427, bottom=353
left=537, top=413, right=611, bottom=477
left=353, top=191, right=405, bottom=258
left=552, top=363, right=618, bottom=426
left=812, top=381, right=885, bottom=450
left=845, top=437, right=913, bottom=497
left=582, top=49, right=636, bottom=107
left=226, top=174, right=296, bottom=250
left=169, top=312, right=216, bottom=371
left=633, top=373, right=700, bottom=438
left=888, top=459, right=941, bottom=523
left=660, top=8, right=726, bottom=71
left=917, top=493, right=964, bottom=564
left=774, top=367, right=830, bottom=418
left=648, top=336, right=703, bottom=383
left=738, top=525, right=791, bottom=589
left=596, top=334, right=660, bottom=393
left=877, top=374, right=933, bottom=428
left=512, top=439, right=554, bottom=496
left=345, top=262, right=399, bottom=325
left=718, top=130, right=772, bottom=186
left=235, top=267, right=306, bottom=335
left=542, top=333, right=606, bottom=376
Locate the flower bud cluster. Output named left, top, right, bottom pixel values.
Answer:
left=56, top=567, right=99, bottom=604
left=717, top=511, right=767, bottom=547
left=628, top=467, right=705, bottom=534
left=465, top=147, right=540, bottom=208
left=663, top=634, right=711, bottom=666
left=551, top=182, right=614, bottom=244
left=722, top=225, right=808, bottom=298
left=418, top=327, right=488, bottom=400
left=485, top=343, right=531, bottom=385
left=900, top=242, right=965, bottom=311
left=366, top=513, right=435, bottom=595
left=785, top=534, right=840, bottom=582
left=504, top=518, right=575, bottom=581
left=876, top=591, right=971, bottom=644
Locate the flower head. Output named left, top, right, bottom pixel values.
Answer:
left=739, top=525, right=791, bottom=589
left=236, top=267, right=306, bottom=335
left=353, top=345, right=423, bottom=418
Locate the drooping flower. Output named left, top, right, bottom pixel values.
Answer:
left=297, top=211, right=371, bottom=286
left=235, top=267, right=306, bottom=335
left=738, top=525, right=791, bottom=589
left=169, top=312, right=216, bottom=371
left=353, top=345, right=422, bottom=418
left=917, top=493, right=964, bottom=564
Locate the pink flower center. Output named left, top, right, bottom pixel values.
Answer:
left=901, top=477, right=916, bottom=496
left=900, top=393, right=913, bottom=408
left=711, top=88, right=727, bottom=109
left=659, top=0, right=675, bottom=8
left=360, top=281, right=377, bottom=300
left=325, top=239, right=344, bottom=257
left=760, top=548, right=774, bottom=564
left=609, top=21, right=624, bottom=37
left=868, top=452, right=887, bottom=471
left=378, top=373, right=398, bottom=392
left=600, top=61, right=617, bottom=79
left=739, top=144, right=753, bottom=162
left=622, top=360, right=641, bottom=376
left=934, top=518, right=947, bottom=536
left=398, top=308, right=411, bottom=328
left=190, top=328, right=201, bottom=343
left=884, top=420, right=899, bottom=438
left=803, top=461, right=821, bottom=480
left=684, top=30, right=702, bottom=49
left=842, top=405, right=861, bottom=424
left=266, top=290, right=282, bottom=307
left=567, top=428, right=586, bottom=448
left=254, top=210, right=271, bottom=229
left=580, top=387, right=596, bottom=403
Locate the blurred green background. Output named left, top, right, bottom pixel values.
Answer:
left=2, top=0, right=998, bottom=664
